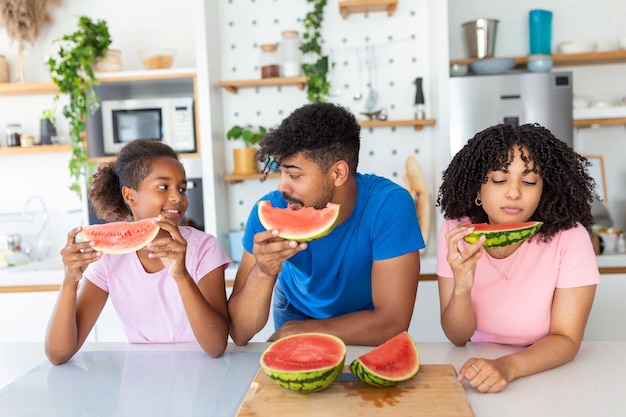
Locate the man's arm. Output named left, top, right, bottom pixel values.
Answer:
left=228, top=229, right=308, bottom=345
left=269, top=251, right=420, bottom=346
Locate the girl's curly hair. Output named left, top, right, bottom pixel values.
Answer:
left=88, top=139, right=180, bottom=222
left=257, top=102, right=361, bottom=175
left=436, top=123, right=597, bottom=241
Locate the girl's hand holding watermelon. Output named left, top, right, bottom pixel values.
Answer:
left=145, top=217, right=189, bottom=279
left=60, top=226, right=102, bottom=283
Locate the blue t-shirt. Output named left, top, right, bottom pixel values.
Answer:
left=243, top=173, right=425, bottom=319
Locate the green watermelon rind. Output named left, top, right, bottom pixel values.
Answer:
left=349, top=331, right=421, bottom=387
left=463, top=221, right=543, bottom=248
left=259, top=333, right=347, bottom=393
left=80, top=217, right=160, bottom=255
left=257, top=201, right=341, bottom=242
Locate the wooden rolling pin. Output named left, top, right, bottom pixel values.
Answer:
left=403, top=156, right=430, bottom=249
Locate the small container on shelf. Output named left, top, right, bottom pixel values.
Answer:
left=260, top=43, right=280, bottom=78
left=20, top=134, right=34, bottom=147
left=280, top=30, right=302, bottom=77
left=6, top=123, right=22, bottom=147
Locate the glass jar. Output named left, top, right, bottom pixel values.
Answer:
left=0, top=54, right=8, bottom=83
left=259, top=43, right=280, bottom=78
left=280, top=30, right=302, bottom=77
left=6, top=123, right=22, bottom=147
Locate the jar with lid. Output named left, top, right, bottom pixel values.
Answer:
left=6, top=123, right=22, bottom=147
left=0, top=54, right=9, bottom=83
left=259, top=43, right=280, bottom=78
left=280, top=30, right=302, bottom=77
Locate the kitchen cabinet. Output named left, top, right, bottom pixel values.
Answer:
left=338, top=0, right=398, bottom=19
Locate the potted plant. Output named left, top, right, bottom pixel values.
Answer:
left=46, top=16, right=112, bottom=199
left=301, top=0, right=330, bottom=103
left=39, top=108, right=56, bottom=145
left=226, top=124, right=267, bottom=174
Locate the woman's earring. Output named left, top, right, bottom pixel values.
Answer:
left=475, top=197, right=482, bottom=206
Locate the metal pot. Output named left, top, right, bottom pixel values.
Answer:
left=462, top=18, right=499, bottom=59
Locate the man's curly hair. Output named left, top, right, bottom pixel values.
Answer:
left=257, top=102, right=361, bottom=174
left=436, top=123, right=597, bottom=241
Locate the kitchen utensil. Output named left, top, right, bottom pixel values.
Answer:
left=462, top=18, right=499, bottom=59
left=327, top=48, right=341, bottom=96
left=360, top=109, right=383, bottom=120
left=363, top=45, right=378, bottom=112
left=353, top=47, right=363, bottom=100
left=557, top=40, right=597, bottom=54
left=469, top=57, right=516, bottom=74
left=529, top=9, right=552, bottom=54
left=413, top=77, right=425, bottom=119
left=527, top=54, right=553, bottom=72
left=236, top=365, right=473, bottom=417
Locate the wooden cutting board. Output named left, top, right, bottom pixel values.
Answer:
left=236, top=364, right=474, bottom=417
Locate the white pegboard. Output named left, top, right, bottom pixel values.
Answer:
left=217, top=0, right=436, bottom=232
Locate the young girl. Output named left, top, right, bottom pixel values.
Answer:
left=436, top=123, right=600, bottom=393
left=45, top=140, right=230, bottom=364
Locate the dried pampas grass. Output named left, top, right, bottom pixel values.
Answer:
left=0, top=0, right=61, bottom=44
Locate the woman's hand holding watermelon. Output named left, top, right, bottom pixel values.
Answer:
left=446, top=225, right=485, bottom=292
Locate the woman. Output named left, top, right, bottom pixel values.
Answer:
left=436, top=123, right=600, bottom=393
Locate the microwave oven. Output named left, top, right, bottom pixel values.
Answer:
left=101, top=97, right=196, bottom=155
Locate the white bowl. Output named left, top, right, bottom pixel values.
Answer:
left=527, top=54, right=552, bottom=72
left=469, top=58, right=516, bottom=75
left=557, top=40, right=597, bottom=54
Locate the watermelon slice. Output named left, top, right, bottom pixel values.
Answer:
left=349, top=331, right=420, bottom=387
left=257, top=200, right=340, bottom=242
left=80, top=218, right=160, bottom=255
left=259, top=333, right=347, bottom=392
left=462, top=221, right=543, bottom=248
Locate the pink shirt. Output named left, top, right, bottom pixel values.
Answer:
left=436, top=219, right=600, bottom=346
left=85, top=227, right=230, bottom=344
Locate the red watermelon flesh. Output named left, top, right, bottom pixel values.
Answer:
left=257, top=200, right=340, bottom=242
left=80, top=217, right=160, bottom=255
left=349, top=331, right=420, bottom=387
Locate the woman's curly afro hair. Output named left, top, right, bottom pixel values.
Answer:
left=257, top=102, right=361, bottom=174
left=436, top=123, right=597, bottom=241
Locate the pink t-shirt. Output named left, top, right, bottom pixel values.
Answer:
left=436, top=219, right=600, bottom=346
left=85, top=226, right=230, bottom=344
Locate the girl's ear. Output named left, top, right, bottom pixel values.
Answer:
left=331, top=160, right=349, bottom=187
left=122, top=186, right=137, bottom=206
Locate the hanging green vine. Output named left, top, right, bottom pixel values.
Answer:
left=300, top=0, right=329, bottom=103
left=47, top=16, right=111, bottom=198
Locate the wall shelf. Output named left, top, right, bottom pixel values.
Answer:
left=358, top=118, right=436, bottom=130
left=450, top=50, right=626, bottom=69
left=339, top=0, right=398, bottom=19
left=218, top=76, right=308, bottom=94
left=223, top=172, right=281, bottom=184
left=0, top=143, right=71, bottom=156
left=574, top=106, right=626, bottom=128
left=0, top=82, right=57, bottom=97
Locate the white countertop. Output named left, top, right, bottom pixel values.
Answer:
left=1, top=341, right=625, bottom=416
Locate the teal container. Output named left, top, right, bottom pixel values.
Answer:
left=529, top=9, right=553, bottom=54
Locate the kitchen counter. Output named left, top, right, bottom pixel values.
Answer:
left=2, top=253, right=626, bottom=290
left=0, top=341, right=624, bottom=416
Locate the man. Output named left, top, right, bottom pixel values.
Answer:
left=228, top=102, right=424, bottom=346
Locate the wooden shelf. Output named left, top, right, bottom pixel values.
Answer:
left=218, top=76, right=308, bottom=94
left=358, top=118, right=436, bottom=131
left=339, top=0, right=398, bottom=19
left=574, top=118, right=626, bottom=128
left=223, top=172, right=281, bottom=184
left=0, top=143, right=71, bottom=156
left=450, top=50, right=626, bottom=69
left=0, top=82, right=57, bottom=97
